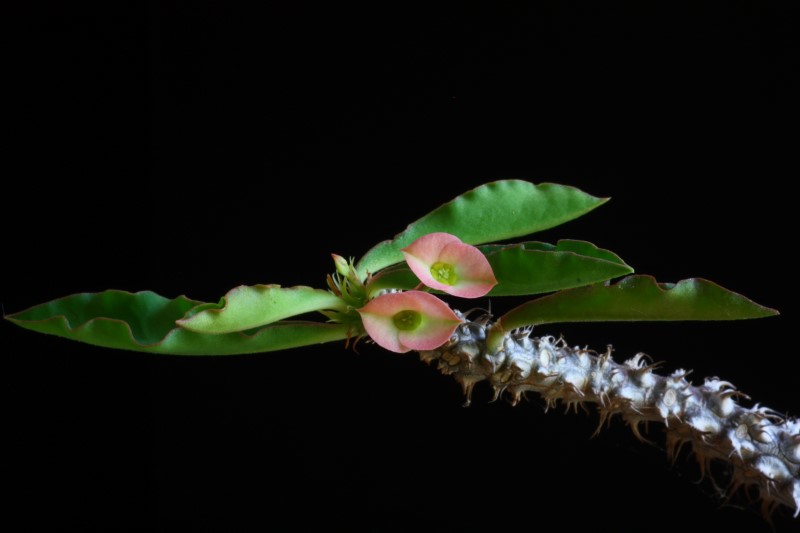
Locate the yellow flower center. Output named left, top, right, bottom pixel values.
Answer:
left=430, top=261, right=458, bottom=286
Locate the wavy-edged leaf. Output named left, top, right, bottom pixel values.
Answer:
left=483, top=240, right=633, bottom=296
left=366, top=240, right=632, bottom=297
left=487, top=275, right=779, bottom=352
left=6, top=290, right=351, bottom=355
left=176, top=284, right=347, bottom=334
left=356, top=180, right=607, bottom=278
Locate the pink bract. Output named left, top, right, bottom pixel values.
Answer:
left=358, top=290, right=463, bottom=353
left=401, top=232, right=497, bottom=298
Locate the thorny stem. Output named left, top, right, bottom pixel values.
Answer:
left=417, top=317, right=800, bottom=518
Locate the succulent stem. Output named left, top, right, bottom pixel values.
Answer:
left=418, top=317, right=800, bottom=517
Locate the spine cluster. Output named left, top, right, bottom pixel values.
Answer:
left=417, top=319, right=800, bottom=517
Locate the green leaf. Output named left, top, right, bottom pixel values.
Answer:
left=6, top=290, right=351, bottom=355
left=483, top=240, right=633, bottom=296
left=487, top=275, right=779, bottom=352
left=176, top=284, right=347, bottom=334
left=365, top=240, right=632, bottom=298
left=356, top=180, right=608, bottom=278
left=365, top=267, right=421, bottom=297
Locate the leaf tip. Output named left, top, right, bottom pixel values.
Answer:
left=760, top=306, right=780, bottom=317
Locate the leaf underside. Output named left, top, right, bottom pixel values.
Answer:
left=6, top=290, right=350, bottom=355
left=495, top=275, right=779, bottom=335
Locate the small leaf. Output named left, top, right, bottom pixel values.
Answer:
left=487, top=275, right=779, bottom=352
left=483, top=240, right=633, bottom=296
left=6, top=290, right=351, bottom=355
left=176, top=284, right=347, bottom=334
left=356, top=180, right=607, bottom=278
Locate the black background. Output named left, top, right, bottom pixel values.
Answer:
left=4, top=3, right=799, bottom=531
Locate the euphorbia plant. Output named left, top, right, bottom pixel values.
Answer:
left=5, top=180, right=797, bottom=518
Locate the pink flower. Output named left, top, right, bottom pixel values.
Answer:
left=358, top=290, right=463, bottom=353
left=401, top=232, right=497, bottom=298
